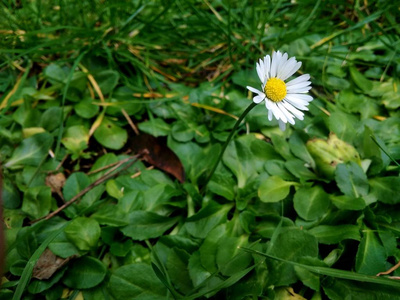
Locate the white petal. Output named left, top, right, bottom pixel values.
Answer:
left=289, top=93, right=313, bottom=102
left=270, top=102, right=287, bottom=123
left=253, top=94, right=265, bottom=104
left=277, top=53, right=288, bottom=75
left=270, top=51, right=282, bottom=78
left=277, top=102, right=295, bottom=124
left=287, top=86, right=312, bottom=94
left=263, top=55, right=271, bottom=81
left=268, top=109, right=273, bottom=121
left=282, top=61, right=302, bottom=80
left=285, top=96, right=309, bottom=111
left=278, top=57, right=297, bottom=80
left=256, top=61, right=264, bottom=83
left=286, top=74, right=310, bottom=86
left=281, top=100, right=304, bottom=120
left=247, top=86, right=263, bottom=95
left=286, top=81, right=311, bottom=92
left=278, top=120, right=286, bottom=131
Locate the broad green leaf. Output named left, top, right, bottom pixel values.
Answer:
left=48, top=231, right=80, bottom=258
left=216, top=236, right=252, bottom=276
left=355, top=230, right=387, bottom=275
left=208, top=172, right=236, bottom=201
left=63, top=256, right=106, bottom=289
left=89, top=153, right=119, bottom=181
left=44, top=64, right=67, bottom=84
left=74, top=98, right=99, bottom=119
left=335, top=162, right=369, bottom=198
left=223, top=135, right=258, bottom=188
left=121, top=211, right=179, bottom=240
left=64, top=217, right=101, bottom=251
left=293, top=186, right=330, bottom=221
left=349, top=66, right=372, bottom=93
left=93, top=70, right=119, bottom=94
left=93, top=117, right=127, bottom=150
left=199, top=224, right=227, bottom=273
left=258, top=176, right=297, bottom=203
left=185, top=203, right=232, bottom=239
left=2, top=179, right=21, bottom=209
left=108, top=263, right=167, bottom=299
left=61, top=125, right=89, bottom=157
left=21, top=186, right=52, bottom=219
left=328, top=111, right=359, bottom=143
left=5, top=132, right=53, bottom=168
left=40, top=107, right=63, bottom=132
left=63, top=172, right=91, bottom=201
left=268, top=227, right=318, bottom=286
left=138, top=118, right=171, bottom=137
left=289, top=132, right=315, bottom=167
left=166, top=248, right=193, bottom=293
left=323, top=277, right=400, bottom=300
left=369, top=177, right=400, bottom=204
left=330, top=195, right=367, bottom=210
left=171, top=120, right=195, bottom=142
left=308, top=225, right=361, bottom=244
left=91, top=204, right=129, bottom=226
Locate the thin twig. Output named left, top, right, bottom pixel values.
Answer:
left=376, top=261, right=400, bottom=277
left=31, top=154, right=142, bottom=224
left=121, top=108, right=139, bottom=135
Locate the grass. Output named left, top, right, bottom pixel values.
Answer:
left=1, top=0, right=400, bottom=299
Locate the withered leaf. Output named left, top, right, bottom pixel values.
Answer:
left=33, top=248, right=76, bottom=280
left=131, top=133, right=185, bottom=183
left=45, top=172, right=66, bottom=196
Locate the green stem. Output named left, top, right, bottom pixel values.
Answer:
left=201, top=102, right=257, bottom=193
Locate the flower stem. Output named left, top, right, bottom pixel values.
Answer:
left=201, top=102, right=257, bottom=193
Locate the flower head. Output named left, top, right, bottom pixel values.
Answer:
left=247, top=51, right=312, bottom=130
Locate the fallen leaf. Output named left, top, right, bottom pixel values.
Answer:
left=45, top=172, right=66, bottom=200
left=33, top=248, right=76, bottom=280
left=130, top=133, right=185, bottom=183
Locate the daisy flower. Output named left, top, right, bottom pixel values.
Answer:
left=247, top=50, right=313, bottom=131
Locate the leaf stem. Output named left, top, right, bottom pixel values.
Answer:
left=201, top=102, right=257, bottom=193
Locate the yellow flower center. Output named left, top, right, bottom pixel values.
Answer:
left=264, top=77, right=287, bottom=102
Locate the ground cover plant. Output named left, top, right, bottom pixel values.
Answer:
left=1, top=0, right=400, bottom=299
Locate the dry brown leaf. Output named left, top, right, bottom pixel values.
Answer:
left=33, top=248, right=77, bottom=280
left=130, top=133, right=185, bottom=183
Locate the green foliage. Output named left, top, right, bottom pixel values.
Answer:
left=1, top=0, right=400, bottom=299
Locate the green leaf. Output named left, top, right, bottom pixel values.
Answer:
left=223, top=135, right=259, bottom=188
left=258, top=176, right=297, bottom=203
left=349, top=66, right=372, bottom=93
left=171, top=120, right=195, bottom=142
left=355, top=230, right=387, bottom=275
left=335, top=162, right=369, bottom=198
left=5, top=132, right=53, bottom=168
left=63, top=256, right=106, bottom=289
left=216, top=236, right=253, bottom=276
left=93, top=70, right=119, bottom=94
left=93, top=117, right=127, bottom=150
left=330, top=195, right=367, bottom=210
left=138, top=118, right=171, bottom=137
left=108, top=263, right=167, bottom=299
left=74, top=98, right=99, bottom=119
left=61, top=125, right=89, bottom=157
left=308, top=225, right=361, bottom=244
left=293, top=186, right=330, bottom=221
left=323, top=277, right=400, bottom=300
left=185, top=203, right=232, bottom=239
left=21, top=186, right=52, bottom=219
left=64, top=217, right=101, bottom=251
left=369, top=177, right=400, bottom=204
left=44, top=64, right=67, bottom=84
left=63, top=172, right=91, bottom=201
left=121, top=211, right=179, bottom=240
left=267, top=227, right=318, bottom=286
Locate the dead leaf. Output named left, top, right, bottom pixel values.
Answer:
left=33, top=248, right=76, bottom=280
left=130, top=133, right=185, bottom=183
left=45, top=172, right=66, bottom=200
